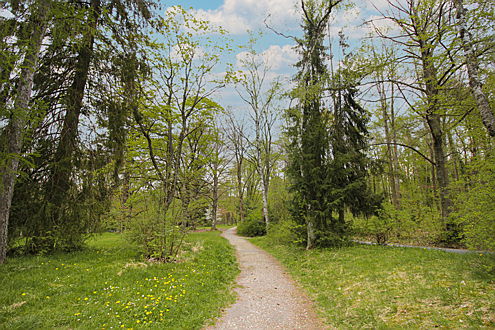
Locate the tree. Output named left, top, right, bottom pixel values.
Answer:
left=375, top=0, right=464, bottom=241
left=452, top=0, right=495, bottom=137
left=236, top=38, right=281, bottom=228
left=225, top=112, right=249, bottom=222
left=39, top=0, right=154, bottom=250
left=329, top=64, right=381, bottom=236
left=126, top=6, right=233, bottom=259
left=2, top=0, right=158, bottom=255
left=0, top=0, right=51, bottom=263
left=287, top=0, right=341, bottom=249
left=207, top=120, right=230, bottom=230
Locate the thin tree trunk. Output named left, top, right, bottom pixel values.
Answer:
left=390, top=83, right=401, bottom=205
left=261, top=178, right=270, bottom=227
left=211, top=165, right=219, bottom=230
left=306, top=217, right=316, bottom=250
left=454, top=0, right=495, bottom=137
left=237, top=160, right=245, bottom=222
left=378, top=81, right=400, bottom=208
left=211, top=191, right=218, bottom=230
left=448, top=131, right=461, bottom=181
left=0, top=0, right=50, bottom=264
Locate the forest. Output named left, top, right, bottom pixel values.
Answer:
left=0, top=0, right=494, bottom=265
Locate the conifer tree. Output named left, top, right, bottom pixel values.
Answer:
left=287, top=0, right=379, bottom=248
left=287, top=0, right=340, bottom=249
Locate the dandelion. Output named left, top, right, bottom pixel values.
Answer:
left=21, top=293, right=27, bottom=296
left=84, top=297, right=89, bottom=301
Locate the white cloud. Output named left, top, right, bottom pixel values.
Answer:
left=236, top=44, right=298, bottom=71
left=261, top=44, right=298, bottom=70
left=192, top=0, right=300, bottom=35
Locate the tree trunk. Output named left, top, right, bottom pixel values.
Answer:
left=378, top=81, right=400, bottom=208
left=237, top=160, right=245, bottom=222
left=426, top=113, right=452, bottom=221
left=260, top=174, right=270, bottom=227
left=420, top=44, right=452, bottom=227
left=211, top=168, right=219, bottom=230
left=454, top=0, right=495, bottom=137
left=306, top=217, right=316, bottom=250
left=46, top=0, right=100, bottom=220
left=390, top=83, right=401, bottom=206
left=0, top=0, right=50, bottom=264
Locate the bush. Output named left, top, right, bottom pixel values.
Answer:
left=266, top=219, right=301, bottom=245
left=351, top=200, right=442, bottom=245
left=237, top=219, right=266, bottom=237
left=452, top=151, right=495, bottom=251
left=125, top=192, right=186, bottom=261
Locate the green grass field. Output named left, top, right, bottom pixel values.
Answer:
left=0, top=231, right=238, bottom=329
left=252, top=237, right=495, bottom=328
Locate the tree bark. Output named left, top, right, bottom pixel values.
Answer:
left=0, top=0, right=50, bottom=263
left=426, top=113, right=452, bottom=220
left=211, top=170, right=219, bottom=230
left=306, top=217, right=316, bottom=250
left=378, top=80, right=400, bottom=208
left=390, top=83, right=401, bottom=206
left=453, top=0, right=495, bottom=137
left=420, top=38, right=453, bottom=226
left=261, top=177, right=270, bottom=226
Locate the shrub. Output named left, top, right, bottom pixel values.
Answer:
left=266, top=219, right=301, bottom=245
left=452, top=151, right=495, bottom=251
left=237, top=219, right=266, bottom=237
left=125, top=192, right=187, bottom=261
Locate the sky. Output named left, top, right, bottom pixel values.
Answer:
left=158, top=0, right=396, bottom=118
left=1, top=0, right=397, bottom=123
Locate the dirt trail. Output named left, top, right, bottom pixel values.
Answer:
left=207, top=227, right=325, bottom=330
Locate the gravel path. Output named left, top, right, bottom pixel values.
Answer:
left=207, top=227, right=325, bottom=330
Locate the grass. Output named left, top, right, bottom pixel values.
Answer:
left=251, top=237, right=495, bottom=328
left=0, top=231, right=238, bottom=329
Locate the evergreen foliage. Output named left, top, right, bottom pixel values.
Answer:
left=286, top=0, right=379, bottom=248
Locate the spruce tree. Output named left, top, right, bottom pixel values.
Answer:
left=287, top=0, right=339, bottom=249
left=287, top=0, right=380, bottom=249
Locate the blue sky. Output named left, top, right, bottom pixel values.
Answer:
left=157, top=0, right=395, bottom=114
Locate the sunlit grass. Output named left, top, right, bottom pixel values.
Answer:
left=0, top=231, right=238, bottom=329
left=252, top=237, right=495, bottom=328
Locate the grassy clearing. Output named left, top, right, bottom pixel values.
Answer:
left=251, top=237, right=495, bottom=328
left=0, top=231, right=238, bottom=329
